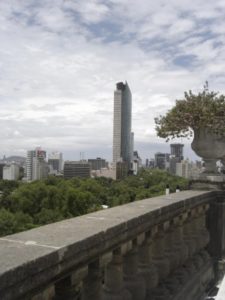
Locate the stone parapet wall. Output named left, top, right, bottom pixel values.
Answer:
left=0, top=190, right=219, bottom=300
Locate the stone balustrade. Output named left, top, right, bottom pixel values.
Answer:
left=0, top=190, right=224, bottom=300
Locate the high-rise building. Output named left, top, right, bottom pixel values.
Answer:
left=155, top=152, right=170, bottom=170
left=48, top=152, right=63, bottom=174
left=130, top=132, right=134, bottom=162
left=170, top=143, right=184, bottom=162
left=133, top=151, right=142, bottom=175
left=26, top=147, right=48, bottom=181
left=113, top=82, right=132, bottom=176
left=63, top=161, right=91, bottom=179
left=169, top=155, right=180, bottom=175
left=148, top=159, right=155, bottom=168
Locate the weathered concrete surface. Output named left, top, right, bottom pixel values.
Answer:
left=0, top=190, right=214, bottom=299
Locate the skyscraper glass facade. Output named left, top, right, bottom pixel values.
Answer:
left=113, top=82, right=132, bottom=168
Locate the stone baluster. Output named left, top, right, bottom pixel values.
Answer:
left=138, top=227, right=159, bottom=298
left=200, top=204, right=210, bottom=249
left=170, top=214, right=190, bottom=287
left=152, top=223, right=170, bottom=281
left=173, top=215, right=188, bottom=266
left=102, top=247, right=132, bottom=300
left=54, top=275, right=80, bottom=300
left=190, top=208, right=206, bottom=270
left=183, top=210, right=197, bottom=258
left=183, top=208, right=206, bottom=274
left=164, top=221, right=179, bottom=271
left=82, top=259, right=102, bottom=300
left=123, top=239, right=146, bottom=300
left=182, top=211, right=198, bottom=276
left=161, top=218, right=187, bottom=298
left=192, top=207, right=203, bottom=253
left=199, top=204, right=211, bottom=263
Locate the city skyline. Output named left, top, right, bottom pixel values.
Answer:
left=1, top=1, right=224, bottom=160
left=0, top=142, right=199, bottom=163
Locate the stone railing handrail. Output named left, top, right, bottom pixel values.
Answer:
left=0, top=190, right=215, bottom=299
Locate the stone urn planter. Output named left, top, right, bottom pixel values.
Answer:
left=155, top=87, right=225, bottom=181
left=191, top=128, right=225, bottom=174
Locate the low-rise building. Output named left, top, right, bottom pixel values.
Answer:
left=63, top=161, right=91, bottom=179
left=88, top=158, right=108, bottom=171
left=92, top=167, right=116, bottom=180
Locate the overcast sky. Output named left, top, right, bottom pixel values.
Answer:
left=1, top=0, right=225, bottom=161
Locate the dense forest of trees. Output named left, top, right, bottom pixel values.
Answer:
left=0, top=169, right=189, bottom=237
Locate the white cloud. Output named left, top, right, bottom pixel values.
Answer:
left=0, top=0, right=224, bottom=160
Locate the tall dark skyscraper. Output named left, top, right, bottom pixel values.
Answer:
left=113, top=82, right=132, bottom=169
left=170, top=143, right=184, bottom=161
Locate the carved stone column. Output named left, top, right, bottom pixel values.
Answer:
left=138, top=227, right=158, bottom=297
left=82, top=259, right=102, bottom=300
left=123, top=239, right=146, bottom=300
left=152, top=224, right=170, bottom=281
left=102, top=248, right=132, bottom=300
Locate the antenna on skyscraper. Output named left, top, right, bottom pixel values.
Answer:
left=204, top=81, right=209, bottom=92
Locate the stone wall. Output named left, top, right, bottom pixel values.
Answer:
left=0, top=190, right=221, bottom=300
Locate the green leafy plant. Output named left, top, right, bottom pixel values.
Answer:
left=155, top=88, right=225, bottom=141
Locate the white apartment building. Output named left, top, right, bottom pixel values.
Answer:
left=3, top=163, right=20, bottom=180
left=176, top=160, right=191, bottom=178
left=176, top=160, right=202, bottom=179
left=26, top=147, right=48, bottom=181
